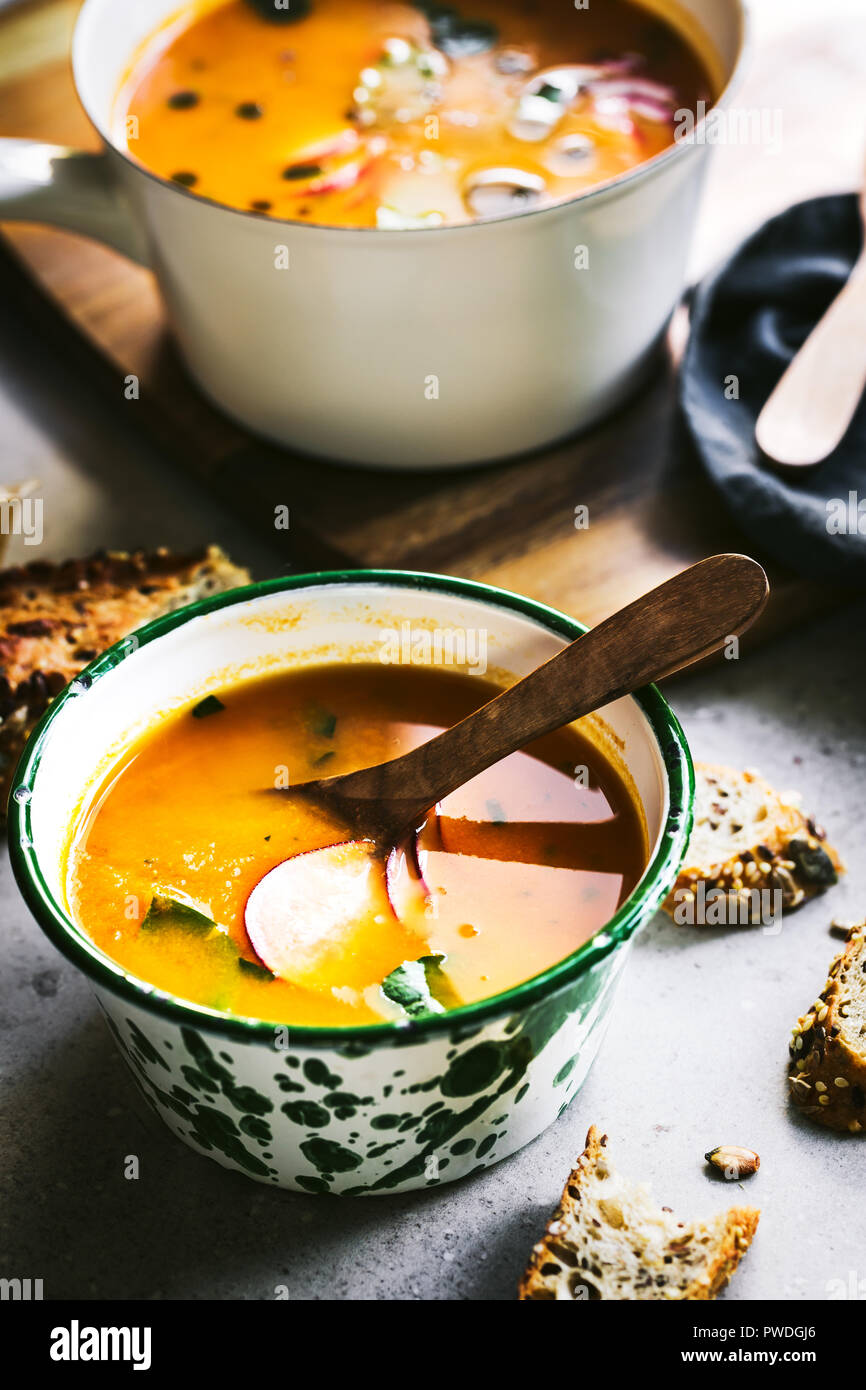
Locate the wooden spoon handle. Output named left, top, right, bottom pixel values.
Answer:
left=327, top=554, right=768, bottom=829
left=756, top=255, right=866, bottom=469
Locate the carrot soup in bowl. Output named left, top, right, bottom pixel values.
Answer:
left=10, top=572, right=693, bottom=1194
left=115, top=0, right=715, bottom=229
left=0, top=0, right=745, bottom=465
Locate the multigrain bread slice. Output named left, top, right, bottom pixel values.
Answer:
left=518, top=1127, right=759, bottom=1301
left=0, top=546, right=249, bottom=816
left=788, top=923, right=866, bottom=1133
left=663, top=763, right=842, bottom=926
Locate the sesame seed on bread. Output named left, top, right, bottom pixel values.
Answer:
left=518, top=1127, right=759, bottom=1300
left=789, top=924, right=866, bottom=1133
left=663, top=763, right=842, bottom=926
left=0, top=545, right=249, bottom=817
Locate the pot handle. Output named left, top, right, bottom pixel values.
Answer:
left=0, top=139, right=150, bottom=265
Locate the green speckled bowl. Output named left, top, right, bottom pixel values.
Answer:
left=9, top=571, right=693, bottom=1194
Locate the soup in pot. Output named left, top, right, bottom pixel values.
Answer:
left=115, top=0, right=715, bottom=228
left=65, top=663, right=647, bottom=1026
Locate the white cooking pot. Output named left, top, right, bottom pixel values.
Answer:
left=0, top=0, right=745, bottom=468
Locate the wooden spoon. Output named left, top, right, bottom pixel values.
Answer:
left=755, top=158, right=866, bottom=470
left=245, top=554, right=768, bottom=984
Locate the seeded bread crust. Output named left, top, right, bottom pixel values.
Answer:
left=0, top=545, right=249, bottom=816
left=518, top=1127, right=759, bottom=1301
left=788, top=924, right=866, bottom=1133
left=663, top=763, right=842, bottom=926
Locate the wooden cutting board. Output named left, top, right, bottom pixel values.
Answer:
left=0, top=0, right=861, bottom=639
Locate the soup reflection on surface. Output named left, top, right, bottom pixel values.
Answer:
left=115, top=0, right=714, bottom=228
left=65, top=665, right=647, bottom=1026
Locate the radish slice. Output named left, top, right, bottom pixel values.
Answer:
left=589, top=77, right=677, bottom=105
left=308, top=159, right=372, bottom=195
left=295, top=128, right=362, bottom=163
left=545, top=134, right=596, bottom=178
left=464, top=167, right=545, bottom=218
left=245, top=840, right=394, bottom=986
left=384, top=838, right=432, bottom=923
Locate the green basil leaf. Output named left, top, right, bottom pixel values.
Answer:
left=191, top=695, right=226, bottom=719
left=238, top=956, right=275, bottom=983
left=381, top=953, right=460, bottom=1017
left=306, top=703, right=337, bottom=738
left=141, top=894, right=216, bottom=934
left=141, top=895, right=273, bottom=982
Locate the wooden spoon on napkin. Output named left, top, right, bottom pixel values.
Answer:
left=756, top=152, right=866, bottom=470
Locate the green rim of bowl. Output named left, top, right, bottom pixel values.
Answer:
left=8, top=569, right=694, bottom=1049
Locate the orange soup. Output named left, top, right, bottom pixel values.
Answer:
left=115, top=0, right=714, bottom=228
left=65, top=665, right=646, bottom=1026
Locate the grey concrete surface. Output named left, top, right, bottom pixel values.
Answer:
left=1, top=192, right=865, bottom=1304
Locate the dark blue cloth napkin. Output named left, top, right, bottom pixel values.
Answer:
left=680, top=194, right=866, bottom=582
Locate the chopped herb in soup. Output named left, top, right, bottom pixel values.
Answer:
left=65, top=665, right=646, bottom=1026
left=116, top=0, right=714, bottom=228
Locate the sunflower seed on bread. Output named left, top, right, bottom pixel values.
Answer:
left=663, top=762, right=842, bottom=926
left=788, top=923, right=866, bottom=1133
left=0, top=545, right=249, bottom=817
left=518, top=1127, right=759, bottom=1301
